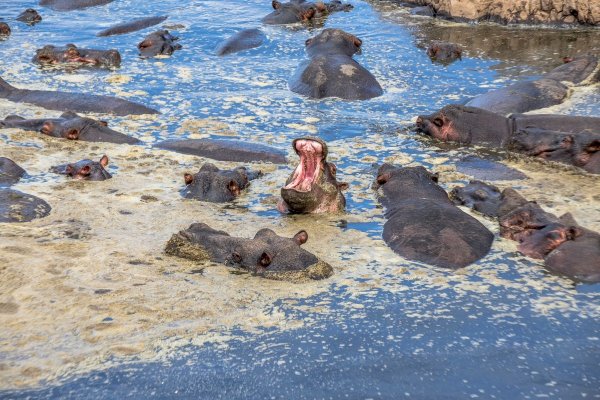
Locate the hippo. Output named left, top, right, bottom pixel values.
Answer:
left=455, top=156, right=527, bottom=181
left=426, top=41, right=462, bottom=65
left=97, top=15, right=168, bottom=37
left=0, top=112, right=140, bottom=144
left=215, top=29, right=266, bottom=56
left=0, top=22, right=10, bottom=37
left=262, top=0, right=353, bottom=25
left=373, top=164, right=493, bottom=269
left=0, top=188, right=52, bottom=223
left=182, top=163, right=262, bottom=203
left=278, top=137, right=347, bottom=214
left=138, top=30, right=182, bottom=58
left=451, top=181, right=600, bottom=283
left=50, top=155, right=112, bottom=181
left=155, top=139, right=286, bottom=164
left=0, top=76, right=158, bottom=116
left=39, top=0, right=115, bottom=11
left=33, top=44, right=121, bottom=69
left=289, top=29, right=383, bottom=100
left=17, top=9, right=42, bottom=25
left=0, top=158, right=26, bottom=186
left=466, top=55, right=599, bottom=115
left=416, top=104, right=600, bottom=173
left=165, top=223, right=333, bottom=282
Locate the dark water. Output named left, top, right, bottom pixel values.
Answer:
left=0, top=0, right=599, bottom=398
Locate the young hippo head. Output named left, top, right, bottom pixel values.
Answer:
left=182, top=163, right=261, bottom=203
left=450, top=180, right=501, bottom=217
left=138, top=30, right=182, bottom=58
left=0, top=22, right=10, bottom=37
left=17, top=9, right=42, bottom=25
left=426, top=41, right=462, bottom=65
left=305, top=28, right=362, bottom=58
left=416, top=105, right=510, bottom=146
left=51, top=155, right=112, bottom=181
left=262, top=0, right=319, bottom=24
left=40, top=112, right=138, bottom=144
left=373, top=164, right=448, bottom=207
left=279, top=137, right=347, bottom=214
left=507, top=128, right=575, bottom=163
left=515, top=223, right=581, bottom=259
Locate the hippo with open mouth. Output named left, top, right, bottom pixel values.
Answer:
left=279, top=137, right=347, bottom=214
left=33, top=44, right=121, bottom=69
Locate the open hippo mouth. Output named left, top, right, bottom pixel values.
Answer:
left=283, top=138, right=327, bottom=193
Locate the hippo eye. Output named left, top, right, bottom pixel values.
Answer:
left=433, top=118, right=444, bottom=127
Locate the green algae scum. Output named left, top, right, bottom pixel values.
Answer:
left=0, top=0, right=599, bottom=398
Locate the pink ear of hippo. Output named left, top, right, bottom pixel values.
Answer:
left=99, top=155, right=109, bottom=167
left=293, top=230, right=308, bottom=245
left=184, top=173, right=194, bottom=185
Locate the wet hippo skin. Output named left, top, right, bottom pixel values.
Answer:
left=0, top=189, right=52, bottom=223
left=426, top=41, right=462, bottom=65
left=39, top=0, right=115, bottom=11
left=51, top=155, right=112, bottom=181
left=17, top=9, right=42, bottom=25
left=181, top=163, right=262, bottom=203
left=262, top=0, right=353, bottom=25
left=278, top=137, right=347, bottom=214
left=215, top=29, right=266, bottom=56
left=155, top=139, right=286, bottom=164
left=373, top=164, right=493, bottom=269
left=33, top=44, right=121, bottom=69
left=0, top=22, right=10, bottom=38
left=97, top=16, right=168, bottom=37
left=138, top=30, right=181, bottom=58
left=165, top=223, right=334, bottom=282
left=289, top=28, right=383, bottom=100
left=0, top=158, right=26, bottom=186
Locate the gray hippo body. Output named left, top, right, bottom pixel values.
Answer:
left=155, top=139, right=286, bottom=164
left=0, top=112, right=140, bottom=144
left=138, top=30, right=181, bottom=58
left=374, top=164, right=493, bottom=269
left=51, top=155, right=112, bottom=181
left=182, top=163, right=262, bottom=203
left=0, top=189, right=52, bottom=223
left=39, top=0, right=115, bottom=11
left=215, top=29, right=266, bottom=56
left=0, top=158, right=26, bottom=186
left=289, top=29, right=383, bottom=100
left=165, top=223, right=333, bottom=282
left=0, top=77, right=158, bottom=116
left=33, top=44, right=121, bottom=69
left=466, top=55, right=599, bottom=115
left=17, top=9, right=42, bottom=25
left=97, top=16, right=168, bottom=37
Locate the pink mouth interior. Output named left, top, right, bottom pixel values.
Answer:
left=284, top=139, right=323, bottom=192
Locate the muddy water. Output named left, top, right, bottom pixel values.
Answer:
left=0, top=0, right=599, bottom=397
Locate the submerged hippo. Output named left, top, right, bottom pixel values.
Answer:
left=416, top=104, right=600, bottom=173
left=39, top=0, right=115, bottom=11
left=278, top=137, right=347, bottom=214
left=289, top=29, right=383, bottom=100
left=426, top=41, right=462, bottom=65
left=0, top=76, right=158, bottom=115
left=165, top=223, right=333, bottom=282
left=0, top=22, right=10, bottom=37
left=373, top=164, right=493, bottom=269
left=17, top=9, right=42, bottom=25
left=0, top=188, right=52, bottom=223
left=138, top=30, right=181, bottom=58
left=0, top=112, right=140, bottom=144
left=215, top=29, right=266, bottom=56
left=452, top=181, right=600, bottom=283
left=262, top=0, right=353, bottom=25
left=51, top=155, right=111, bottom=181
left=182, top=163, right=262, bottom=203
left=97, top=15, right=168, bottom=37
left=33, top=44, right=121, bottom=69
left=0, top=157, right=26, bottom=186
left=466, top=55, right=599, bottom=115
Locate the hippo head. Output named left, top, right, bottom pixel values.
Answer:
left=571, top=132, right=600, bottom=170
left=498, top=202, right=556, bottom=241
left=373, top=164, right=447, bottom=205
left=507, top=128, right=574, bottom=162
left=515, top=223, right=581, bottom=259
left=182, top=163, right=261, bottom=203
left=279, top=137, right=347, bottom=214
left=0, top=23, right=10, bottom=37
left=34, top=44, right=121, bottom=67
left=17, top=9, right=42, bottom=25
left=138, top=30, right=182, bottom=58
left=51, top=155, right=112, bottom=181
left=324, top=0, right=353, bottom=12
left=262, top=0, right=320, bottom=25
left=416, top=105, right=509, bottom=145
left=426, top=41, right=462, bottom=65
left=305, top=28, right=362, bottom=58
left=40, top=112, right=136, bottom=144
left=450, top=180, right=501, bottom=217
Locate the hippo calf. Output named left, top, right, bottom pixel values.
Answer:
left=51, top=155, right=112, bottom=181
left=262, top=0, right=353, bottom=25
left=33, top=44, right=121, bottom=69
left=17, top=9, right=42, bottom=25
left=426, top=41, right=462, bottom=65
left=279, top=137, right=347, bottom=214
left=0, top=157, right=26, bottom=186
left=138, top=30, right=181, bottom=58
left=373, top=164, right=493, bottom=269
left=289, top=29, right=383, bottom=100
left=215, top=29, right=266, bottom=56
left=182, top=163, right=262, bottom=203
left=451, top=181, right=600, bottom=283
left=0, top=112, right=140, bottom=144
left=165, top=223, right=333, bottom=282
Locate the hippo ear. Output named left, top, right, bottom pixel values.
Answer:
left=430, top=172, right=439, bottom=183
left=228, top=180, right=241, bottom=196
left=66, top=129, right=79, bottom=140
left=99, top=155, right=109, bottom=167
left=272, top=0, right=281, bottom=9
left=138, top=40, right=152, bottom=50
left=328, top=163, right=337, bottom=176
left=567, top=226, right=582, bottom=240
left=376, top=172, right=391, bottom=185
left=353, top=37, right=362, bottom=48
left=300, top=7, right=316, bottom=20
left=337, top=182, right=349, bottom=190
left=259, top=252, right=272, bottom=267
left=184, top=173, right=194, bottom=185
left=305, top=38, right=313, bottom=47
left=293, top=230, right=308, bottom=245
